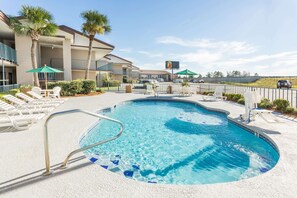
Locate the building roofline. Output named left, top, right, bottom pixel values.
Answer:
left=107, top=54, right=132, bottom=64
left=139, top=69, right=171, bottom=74
left=59, top=25, right=114, bottom=49
left=0, top=10, right=10, bottom=25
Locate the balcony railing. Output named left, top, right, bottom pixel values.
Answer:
left=97, top=63, right=113, bottom=71
left=72, top=59, right=96, bottom=70
left=0, top=42, right=17, bottom=63
left=49, top=58, right=96, bottom=71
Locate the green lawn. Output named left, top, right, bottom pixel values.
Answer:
left=223, top=78, right=297, bottom=88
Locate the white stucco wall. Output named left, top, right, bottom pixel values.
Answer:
left=15, top=35, right=34, bottom=85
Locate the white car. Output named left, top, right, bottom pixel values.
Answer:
left=173, top=79, right=183, bottom=83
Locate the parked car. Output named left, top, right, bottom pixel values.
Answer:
left=173, top=79, right=183, bottom=83
left=277, top=80, right=292, bottom=89
left=198, top=79, right=205, bottom=83
left=157, top=78, right=164, bottom=82
left=189, top=79, right=199, bottom=83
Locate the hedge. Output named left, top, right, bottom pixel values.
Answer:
left=81, top=80, right=96, bottom=94
left=48, top=79, right=96, bottom=96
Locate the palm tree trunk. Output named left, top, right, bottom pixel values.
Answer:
left=31, top=39, right=40, bottom=87
left=85, top=35, right=94, bottom=79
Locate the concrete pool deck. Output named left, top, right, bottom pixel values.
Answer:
left=0, top=92, right=296, bottom=197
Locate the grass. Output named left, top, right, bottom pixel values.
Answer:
left=100, top=86, right=120, bottom=91
left=223, top=78, right=297, bottom=88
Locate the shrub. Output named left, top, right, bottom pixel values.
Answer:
left=181, top=81, right=189, bottom=87
left=231, top=94, right=242, bottom=102
left=273, top=99, right=290, bottom=112
left=80, top=79, right=96, bottom=94
left=96, top=87, right=103, bottom=93
left=285, top=107, right=295, bottom=114
left=8, top=89, right=20, bottom=96
left=48, top=80, right=84, bottom=96
left=224, top=93, right=234, bottom=101
left=20, top=85, right=32, bottom=93
left=202, top=91, right=214, bottom=95
left=237, top=98, right=245, bottom=105
left=103, top=80, right=121, bottom=87
left=69, top=80, right=83, bottom=94
left=258, top=98, right=273, bottom=109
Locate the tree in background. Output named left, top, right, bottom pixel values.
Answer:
left=206, top=72, right=212, bottom=78
left=81, top=10, right=111, bottom=79
left=10, top=5, right=57, bottom=86
left=213, top=71, right=224, bottom=78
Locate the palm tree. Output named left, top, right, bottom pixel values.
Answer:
left=81, top=10, right=111, bottom=79
left=10, top=5, right=57, bottom=86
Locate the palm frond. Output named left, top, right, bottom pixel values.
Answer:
left=81, top=10, right=111, bottom=36
left=11, top=5, right=57, bottom=39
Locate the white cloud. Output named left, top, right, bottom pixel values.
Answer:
left=156, top=36, right=257, bottom=54
left=180, top=50, right=297, bottom=76
left=140, top=62, right=165, bottom=69
left=138, top=50, right=163, bottom=58
left=118, top=48, right=132, bottom=53
left=178, top=50, right=222, bottom=65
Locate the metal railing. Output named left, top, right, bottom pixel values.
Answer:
left=198, top=83, right=297, bottom=108
left=102, top=82, right=297, bottom=108
left=97, top=63, right=113, bottom=71
left=0, top=42, right=17, bottom=63
left=43, top=109, right=124, bottom=175
left=0, top=84, right=20, bottom=92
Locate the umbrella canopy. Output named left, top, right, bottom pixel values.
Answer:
left=27, top=65, right=63, bottom=90
left=175, top=69, right=197, bottom=76
left=26, top=65, right=63, bottom=73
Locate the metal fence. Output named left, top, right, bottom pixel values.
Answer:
left=198, top=84, right=297, bottom=108
left=0, top=84, right=20, bottom=92
left=104, top=83, right=297, bottom=108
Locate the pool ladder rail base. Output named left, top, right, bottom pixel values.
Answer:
left=43, top=109, right=124, bottom=176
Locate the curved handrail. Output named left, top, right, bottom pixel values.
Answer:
left=43, top=109, right=124, bottom=175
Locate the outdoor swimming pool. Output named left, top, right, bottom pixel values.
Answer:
left=80, top=100, right=279, bottom=185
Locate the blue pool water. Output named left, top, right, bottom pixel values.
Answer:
left=80, top=100, right=279, bottom=185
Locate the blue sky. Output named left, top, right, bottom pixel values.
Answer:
left=1, top=0, right=297, bottom=76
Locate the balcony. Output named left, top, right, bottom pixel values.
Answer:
left=72, top=59, right=96, bottom=70
left=0, top=42, right=17, bottom=63
left=97, top=63, right=113, bottom=71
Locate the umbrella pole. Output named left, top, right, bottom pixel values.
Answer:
left=45, top=73, right=48, bottom=90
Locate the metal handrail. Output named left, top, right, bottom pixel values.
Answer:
left=43, top=109, right=124, bottom=175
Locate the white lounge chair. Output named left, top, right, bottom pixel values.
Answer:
left=179, top=86, right=194, bottom=96
left=145, top=84, right=157, bottom=96
left=32, top=86, right=45, bottom=97
left=15, top=93, right=60, bottom=107
left=3, top=94, right=58, bottom=109
left=243, top=91, right=279, bottom=123
left=0, top=114, right=43, bottom=131
left=0, top=99, right=51, bottom=115
left=27, top=91, right=65, bottom=103
left=49, top=86, right=61, bottom=99
left=203, top=87, right=226, bottom=101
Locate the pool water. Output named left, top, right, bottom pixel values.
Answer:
left=80, top=100, right=279, bottom=185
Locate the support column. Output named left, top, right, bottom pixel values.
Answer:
left=63, top=39, right=72, bottom=80
left=15, top=35, right=34, bottom=85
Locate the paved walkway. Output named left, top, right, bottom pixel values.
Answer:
left=0, top=93, right=296, bottom=197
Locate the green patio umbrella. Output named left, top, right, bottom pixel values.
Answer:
left=26, top=65, right=63, bottom=90
left=175, top=69, right=197, bottom=77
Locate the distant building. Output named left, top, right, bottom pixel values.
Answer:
left=139, top=70, right=171, bottom=81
